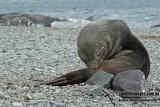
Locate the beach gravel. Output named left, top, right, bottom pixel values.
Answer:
left=0, top=26, right=160, bottom=106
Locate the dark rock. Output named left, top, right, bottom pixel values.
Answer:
left=112, top=70, right=146, bottom=97
left=86, top=70, right=114, bottom=88
left=1, top=49, right=7, bottom=53
left=0, top=13, right=67, bottom=27
left=151, top=24, right=160, bottom=28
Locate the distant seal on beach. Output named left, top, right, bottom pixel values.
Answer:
left=151, top=24, right=160, bottom=28
left=42, top=19, right=150, bottom=86
left=0, top=13, right=67, bottom=27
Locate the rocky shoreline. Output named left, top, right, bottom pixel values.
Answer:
left=0, top=26, right=160, bottom=106
left=0, top=13, right=68, bottom=27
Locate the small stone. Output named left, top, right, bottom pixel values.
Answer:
left=102, top=105, right=108, bottom=107
left=12, top=102, right=23, bottom=107
left=49, top=101, right=65, bottom=107
left=80, top=103, right=87, bottom=107
left=54, top=89, right=62, bottom=94
left=156, top=87, right=160, bottom=91
left=5, top=100, right=12, bottom=106
left=2, top=50, right=7, bottom=53
left=24, top=95, right=32, bottom=100
left=22, top=86, right=29, bottom=90
left=86, top=70, right=114, bottom=88
left=87, top=85, right=105, bottom=96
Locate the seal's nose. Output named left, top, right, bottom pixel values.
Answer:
left=91, top=64, right=99, bottom=70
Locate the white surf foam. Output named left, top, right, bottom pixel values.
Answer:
left=51, top=19, right=91, bottom=28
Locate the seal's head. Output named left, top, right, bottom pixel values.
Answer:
left=77, top=19, right=111, bottom=70
left=78, top=40, right=107, bottom=70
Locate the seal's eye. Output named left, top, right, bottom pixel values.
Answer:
left=82, top=58, right=87, bottom=63
left=96, top=53, right=101, bottom=59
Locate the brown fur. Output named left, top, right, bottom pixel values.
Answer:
left=42, top=19, right=150, bottom=86
left=77, top=19, right=150, bottom=78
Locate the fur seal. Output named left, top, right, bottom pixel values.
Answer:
left=42, top=19, right=150, bottom=86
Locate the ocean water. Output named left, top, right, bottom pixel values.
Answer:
left=0, top=0, right=160, bottom=28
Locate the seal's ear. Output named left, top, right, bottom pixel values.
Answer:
left=102, top=46, right=105, bottom=50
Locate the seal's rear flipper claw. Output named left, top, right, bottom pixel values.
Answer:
left=43, top=77, right=67, bottom=85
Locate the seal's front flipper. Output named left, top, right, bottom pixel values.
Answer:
left=42, top=72, right=83, bottom=86
left=41, top=68, right=94, bottom=86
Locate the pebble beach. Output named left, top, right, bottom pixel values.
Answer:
left=0, top=26, right=160, bottom=106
